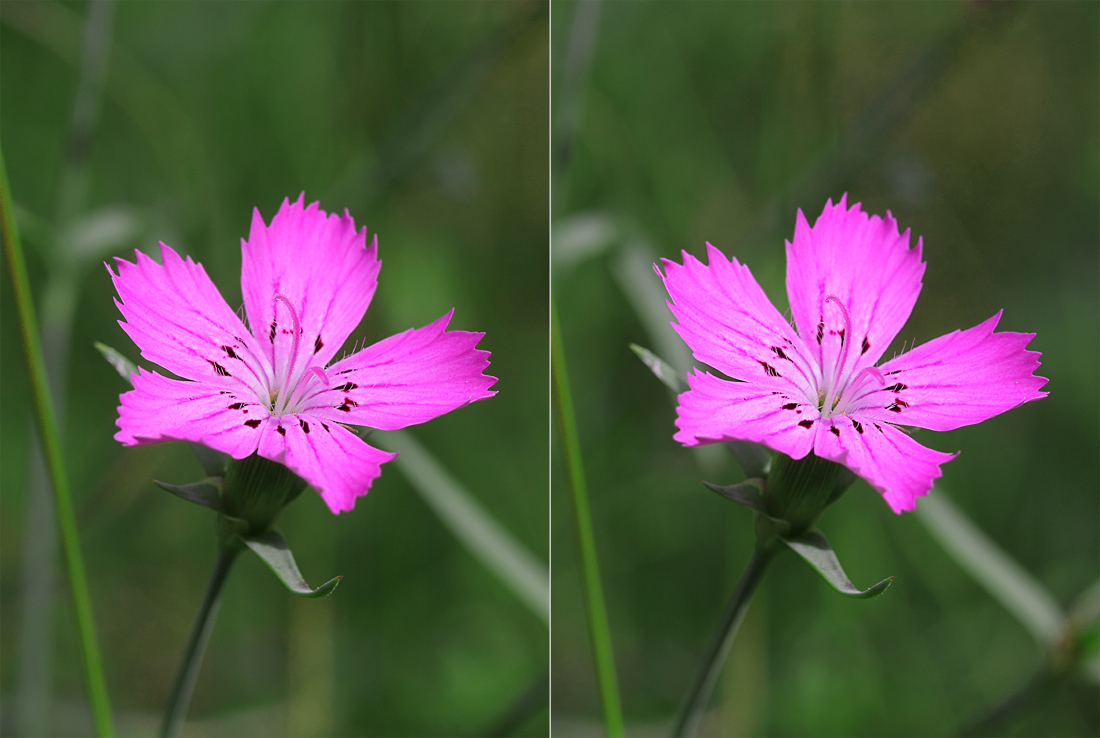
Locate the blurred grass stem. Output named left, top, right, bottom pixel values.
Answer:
left=2, top=148, right=115, bottom=736
left=14, top=2, right=115, bottom=734
left=161, top=545, right=241, bottom=737
left=552, top=295, right=624, bottom=737
left=673, top=547, right=774, bottom=738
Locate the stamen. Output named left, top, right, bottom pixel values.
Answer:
left=822, top=295, right=853, bottom=412
left=309, top=366, right=330, bottom=387
left=834, top=365, right=887, bottom=413
left=273, top=293, right=303, bottom=413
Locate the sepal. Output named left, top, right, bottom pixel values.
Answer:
left=704, top=479, right=766, bottom=512
left=154, top=477, right=225, bottom=512
left=781, top=529, right=894, bottom=599
left=764, top=452, right=855, bottom=534
left=240, top=529, right=342, bottom=598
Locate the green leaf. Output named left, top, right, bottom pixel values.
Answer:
left=61, top=206, right=141, bottom=263
left=154, top=478, right=225, bottom=513
left=703, top=479, right=766, bottom=512
left=552, top=211, right=618, bottom=273
left=916, top=488, right=1064, bottom=644
left=726, top=441, right=772, bottom=479
left=374, top=430, right=549, bottom=624
left=240, top=529, right=341, bottom=598
left=94, top=341, right=138, bottom=383
left=629, top=343, right=687, bottom=394
left=782, top=529, right=894, bottom=599
left=188, top=442, right=228, bottom=478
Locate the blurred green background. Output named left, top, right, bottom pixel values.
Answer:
left=1, top=1, right=547, bottom=736
left=551, top=1, right=1097, bottom=736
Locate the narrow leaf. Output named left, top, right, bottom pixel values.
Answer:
left=154, top=478, right=225, bottom=512
left=62, top=206, right=141, bottom=262
left=726, top=441, right=772, bottom=479
left=94, top=341, right=137, bottom=382
left=629, top=343, right=687, bottom=394
left=916, top=488, right=1064, bottom=644
left=782, top=529, right=894, bottom=599
left=613, top=239, right=693, bottom=378
left=241, top=529, right=341, bottom=598
left=703, top=479, right=766, bottom=512
left=373, top=429, right=549, bottom=625
left=552, top=211, right=618, bottom=272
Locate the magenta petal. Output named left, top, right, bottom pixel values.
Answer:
left=785, top=196, right=926, bottom=367
left=855, top=311, right=1048, bottom=432
left=674, top=370, right=818, bottom=460
left=115, top=368, right=266, bottom=459
left=256, top=415, right=398, bottom=514
left=659, top=243, right=816, bottom=391
left=109, top=243, right=270, bottom=389
left=302, top=310, right=497, bottom=431
left=240, top=194, right=381, bottom=367
left=813, top=417, right=957, bottom=514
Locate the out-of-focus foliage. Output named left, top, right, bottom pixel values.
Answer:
left=551, top=1, right=1098, bottom=736
left=1, top=1, right=548, bottom=735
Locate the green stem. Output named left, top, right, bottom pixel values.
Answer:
left=1, top=148, right=115, bottom=736
left=673, top=546, right=775, bottom=738
left=160, top=544, right=241, bottom=737
left=551, top=295, right=624, bottom=738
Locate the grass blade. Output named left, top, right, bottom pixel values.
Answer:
left=552, top=295, right=625, bottom=737
left=374, top=430, right=549, bottom=625
left=2, top=148, right=115, bottom=735
left=916, top=487, right=1064, bottom=644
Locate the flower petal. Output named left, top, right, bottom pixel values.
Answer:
left=813, top=416, right=957, bottom=514
left=785, top=196, right=926, bottom=369
left=300, top=310, right=497, bottom=430
left=241, top=194, right=381, bottom=368
left=674, top=369, right=819, bottom=460
left=257, top=415, right=398, bottom=514
left=115, top=368, right=267, bottom=459
left=109, top=244, right=272, bottom=395
left=851, top=311, right=1048, bottom=432
left=659, top=243, right=820, bottom=397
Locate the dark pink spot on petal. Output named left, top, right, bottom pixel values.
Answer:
left=798, top=419, right=814, bottom=428
left=244, top=419, right=262, bottom=428
left=208, top=360, right=230, bottom=377
left=830, top=425, right=840, bottom=437
left=758, top=361, right=780, bottom=378
left=276, top=425, right=286, bottom=436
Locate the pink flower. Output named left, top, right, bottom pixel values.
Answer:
left=109, top=194, right=497, bottom=514
left=659, top=196, right=1047, bottom=514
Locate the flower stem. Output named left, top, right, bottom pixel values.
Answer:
left=160, top=544, right=241, bottom=738
left=551, top=295, right=625, bottom=738
left=672, top=546, right=775, bottom=738
left=1, top=148, right=115, bottom=736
